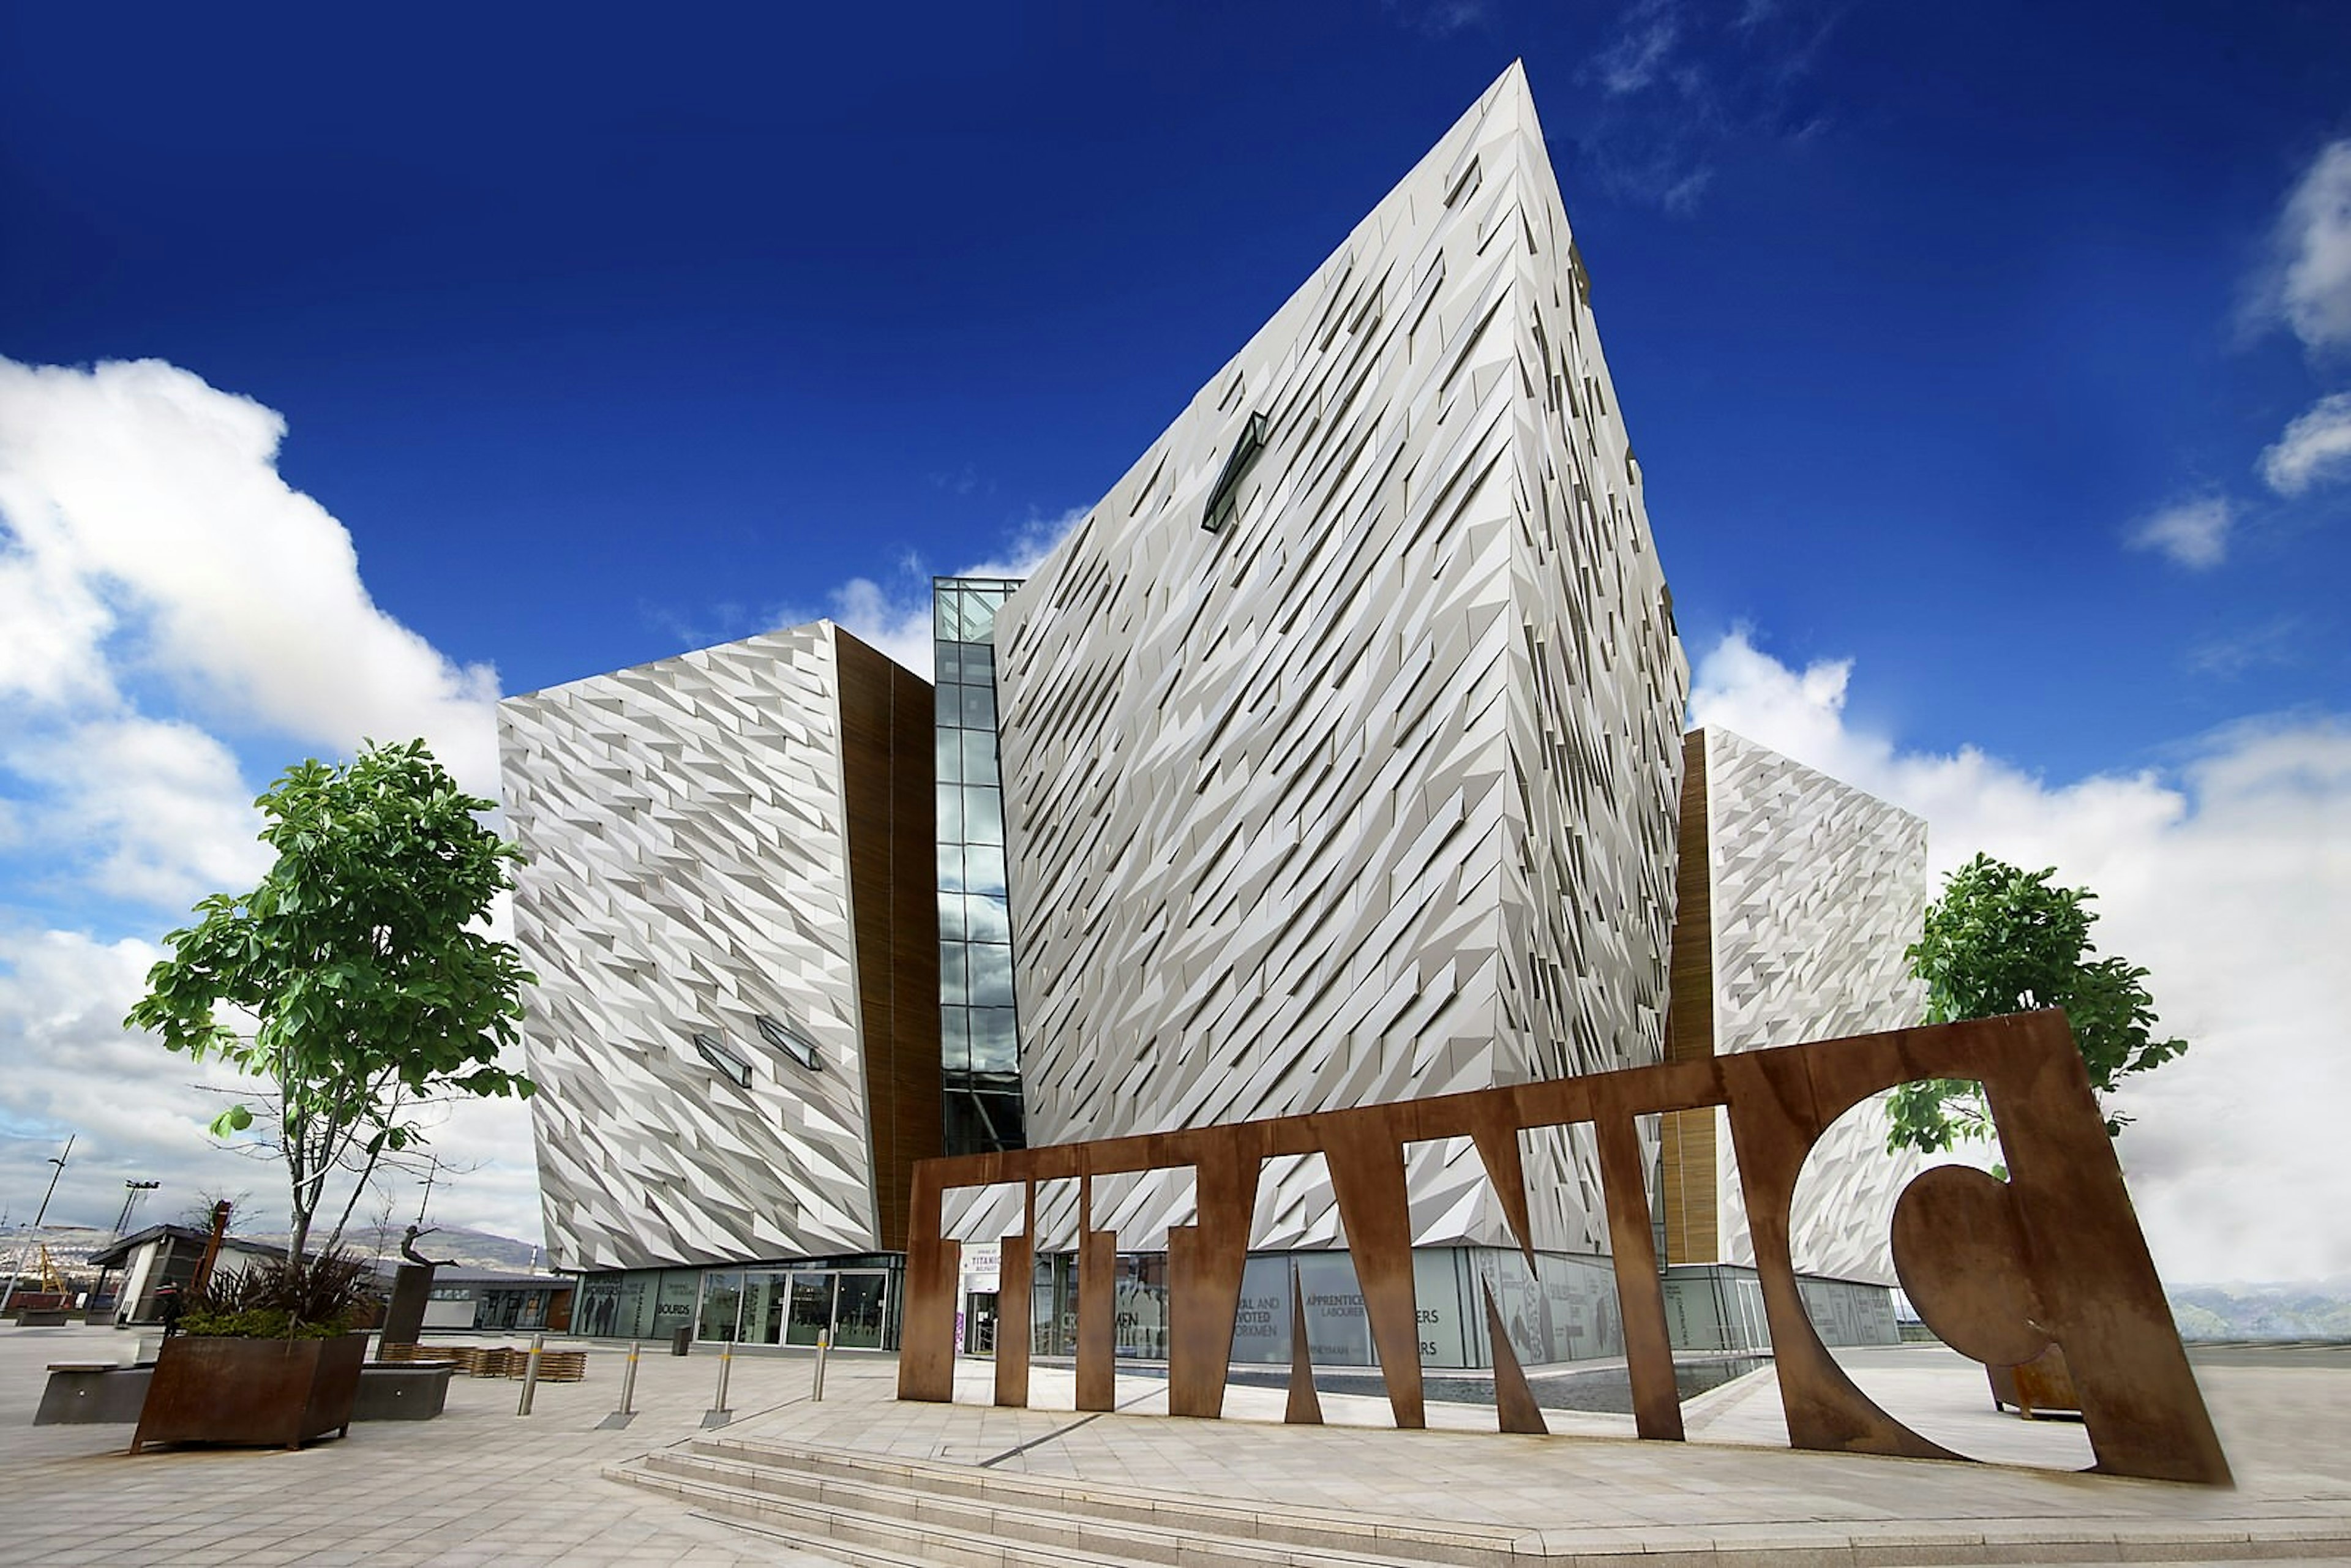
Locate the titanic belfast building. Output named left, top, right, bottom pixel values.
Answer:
left=498, top=65, right=1927, bottom=1365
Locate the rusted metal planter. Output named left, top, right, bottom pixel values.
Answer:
left=128, top=1332, right=369, bottom=1453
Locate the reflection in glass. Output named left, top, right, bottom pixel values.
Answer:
left=939, top=946, right=967, bottom=1006
left=966, top=895, right=1011, bottom=943
left=963, top=788, right=1003, bottom=844
left=833, top=1272, right=889, bottom=1349
left=936, top=729, right=961, bottom=784
left=937, top=891, right=965, bottom=942
left=961, top=683, right=996, bottom=730
left=969, top=1008, right=1018, bottom=1071
left=965, top=843, right=1007, bottom=898
left=968, top=945, right=1014, bottom=1008
left=695, top=1270, right=742, bottom=1341
left=741, top=1271, right=786, bottom=1345
left=961, top=730, right=998, bottom=786
left=786, top=1273, right=835, bottom=1347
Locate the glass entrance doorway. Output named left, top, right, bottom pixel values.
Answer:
left=701, top=1267, right=892, bottom=1348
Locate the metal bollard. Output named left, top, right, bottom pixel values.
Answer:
left=516, top=1333, right=545, bottom=1416
left=812, top=1330, right=829, bottom=1401
left=702, top=1341, right=733, bottom=1428
left=596, top=1340, right=640, bottom=1430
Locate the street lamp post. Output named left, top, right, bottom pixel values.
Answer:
left=0, top=1135, right=75, bottom=1316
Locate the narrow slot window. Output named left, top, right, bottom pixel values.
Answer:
left=691, top=1031, right=752, bottom=1088
left=1202, top=411, right=1269, bottom=535
left=754, top=1014, right=822, bottom=1073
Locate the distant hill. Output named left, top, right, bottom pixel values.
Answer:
left=288, top=1223, right=546, bottom=1272
left=2170, top=1281, right=2351, bottom=1340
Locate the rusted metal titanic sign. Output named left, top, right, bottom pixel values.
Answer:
left=896, top=1011, right=2229, bottom=1486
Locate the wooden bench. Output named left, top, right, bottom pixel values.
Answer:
left=374, top=1340, right=586, bottom=1381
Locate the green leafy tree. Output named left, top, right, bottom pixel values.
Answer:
left=1888, top=853, right=2186, bottom=1154
left=126, top=740, right=536, bottom=1262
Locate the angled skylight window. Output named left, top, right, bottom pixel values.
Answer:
left=690, top=1030, right=752, bottom=1088
left=756, top=1013, right=822, bottom=1073
left=1201, top=411, right=1269, bottom=535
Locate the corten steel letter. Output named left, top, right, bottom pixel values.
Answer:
left=994, top=1185, right=1034, bottom=1409
left=1168, top=1127, right=1264, bottom=1418
left=1075, top=1179, right=1116, bottom=1412
left=1315, top=1109, right=1425, bottom=1429
left=1591, top=1103, right=1684, bottom=1442
left=1284, top=1264, right=1324, bottom=1425
left=896, top=1013, right=2229, bottom=1486
left=1482, top=1280, right=1548, bottom=1435
left=1721, top=1011, right=2232, bottom=1486
left=897, top=1166, right=958, bottom=1403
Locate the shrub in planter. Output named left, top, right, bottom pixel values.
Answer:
left=129, top=1253, right=377, bottom=1454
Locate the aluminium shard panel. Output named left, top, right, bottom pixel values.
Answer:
left=498, top=623, right=883, bottom=1271
left=992, top=64, right=1689, bottom=1255
left=1698, top=726, right=1930, bottom=1286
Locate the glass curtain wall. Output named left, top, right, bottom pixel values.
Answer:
left=934, top=577, right=1027, bottom=1155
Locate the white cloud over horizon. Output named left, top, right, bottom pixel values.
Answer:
left=1692, top=630, right=2351, bottom=1285
left=0, top=356, right=532, bottom=1242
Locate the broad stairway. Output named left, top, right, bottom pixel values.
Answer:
left=608, top=1432, right=2351, bottom=1567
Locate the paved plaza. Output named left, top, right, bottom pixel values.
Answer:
left=2, top=1324, right=2347, bottom=1564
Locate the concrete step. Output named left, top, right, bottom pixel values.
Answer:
left=664, top=1435, right=1520, bottom=1565
left=612, top=1447, right=1449, bottom=1568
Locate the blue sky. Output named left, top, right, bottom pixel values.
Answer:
left=1, top=3, right=2345, bottom=1280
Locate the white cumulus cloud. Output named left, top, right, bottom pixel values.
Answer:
left=0, top=354, right=535, bottom=1240
left=2257, top=140, right=2351, bottom=353
left=2259, top=389, right=2351, bottom=496
left=2126, top=496, right=2232, bottom=569
left=0, top=357, right=502, bottom=784
left=1692, top=630, right=2351, bottom=1284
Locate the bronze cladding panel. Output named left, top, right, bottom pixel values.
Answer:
left=900, top=1013, right=2229, bottom=1485
left=834, top=631, right=944, bottom=1255
left=1660, top=727, right=1718, bottom=1266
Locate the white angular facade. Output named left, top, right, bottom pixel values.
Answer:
left=1662, top=727, right=1929, bottom=1287
left=993, top=64, right=1689, bottom=1256
left=500, top=623, right=937, bottom=1273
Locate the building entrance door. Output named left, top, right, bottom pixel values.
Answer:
left=964, top=1291, right=999, bottom=1354
left=831, top=1270, right=888, bottom=1348
left=784, top=1272, right=835, bottom=1347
